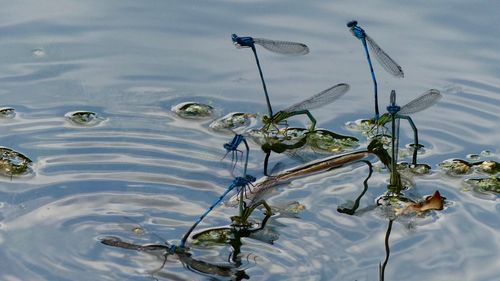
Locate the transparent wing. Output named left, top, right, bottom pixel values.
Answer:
left=283, top=83, right=350, bottom=113
left=254, top=38, right=309, bottom=55
left=365, top=35, right=404, bottom=78
left=399, top=89, right=442, bottom=115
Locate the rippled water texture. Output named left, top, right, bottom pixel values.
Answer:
left=0, top=1, right=499, bottom=280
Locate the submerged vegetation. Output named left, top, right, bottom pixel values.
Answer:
left=0, top=147, right=33, bottom=177
left=65, top=111, right=104, bottom=126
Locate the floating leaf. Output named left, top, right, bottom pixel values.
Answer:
left=377, top=191, right=444, bottom=217
left=0, top=147, right=33, bottom=176
left=405, top=191, right=444, bottom=213
left=172, top=102, right=214, bottom=119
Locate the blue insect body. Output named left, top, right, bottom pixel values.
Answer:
left=347, top=20, right=404, bottom=119
left=180, top=134, right=255, bottom=248
left=222, top=134, right=250, bottom=174
left=180, top=174, right=256, bottom=248
left=232, top=33, right=309, bottom=118
left=384, top=89, right=442, bottom=166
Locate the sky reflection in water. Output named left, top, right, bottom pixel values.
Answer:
left=0, top=1, right=498, bottom=280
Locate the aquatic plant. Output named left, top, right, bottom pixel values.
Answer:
left=0, top=147, right=33, bottom=177
left=171, top=102, right=214, bottom=119
left=65, top=111, right=104, bottom=126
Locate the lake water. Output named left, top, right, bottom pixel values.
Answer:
left=0, top=1, right=499, bottom=280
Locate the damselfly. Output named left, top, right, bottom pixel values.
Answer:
left=347, top=20, right=404, bottom=119
left=222, top=134, right=249, bottom=175
left=258, top=83, right=350, bottom=175
left=231, top=34, right=309, bottom=118
left=384, top=89, right=441, bottom=191
left=262, top=83, right=350, bottom=133
left=181, top=134, right=256, bottom=247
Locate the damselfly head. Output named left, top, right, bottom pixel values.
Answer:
left=347, top=20, right=358, bottom=28
left=231, top=34, right=253, bottom=49
left=387, top=90, right=400, bottom=114
left=347, top=21, right=365, bottom=38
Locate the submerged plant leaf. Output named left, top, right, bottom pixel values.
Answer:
left=172, top=102, right=214, bottom=119
left=344, top=118, right=376, bottom=133
left=0, top=147, right=33, bottom=176
left=439, top=159, right=472, bottom=176
left=209, top=112, right=256, bottom=131
left=306, top=129, right=358, bottom=153
left=473, top=160, right=499, bottom=175
left=465, top=177, right=499, bottom=194
left=397, top=162, right=431, bottom=175
left=65, top=111, right=104, bottom=126
left=0, top=107, right=16, bottom=119
left=192, top=227, right=232, bottom=246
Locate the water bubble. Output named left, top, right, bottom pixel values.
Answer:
left=480, top=150, right=492, bottom=157
left=442, top=84, right=463, bottom=95
left=466, top=154, right=480, bottom=160
left=131, top=226, right=144, bottom=236
left=171, top=102, right=214, bottom=119
left=31, top=48, right=46, bottom=58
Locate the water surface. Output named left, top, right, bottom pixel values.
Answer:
left=0, top=1, right=498, bottom=280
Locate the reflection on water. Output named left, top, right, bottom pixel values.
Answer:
left=0, top=0, right=499, bottom=280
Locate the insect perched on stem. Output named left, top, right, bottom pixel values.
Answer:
left=261, top=83, right=350, bottom=133
left=222, top=134, right=249, bottom=175
left=378, top=89, right=442, bottom=170
left=347, top=20, right=404, bottom=119
left=231, top=34, right=309, bottom=118
left=180, top=133, right=259, bottom=248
